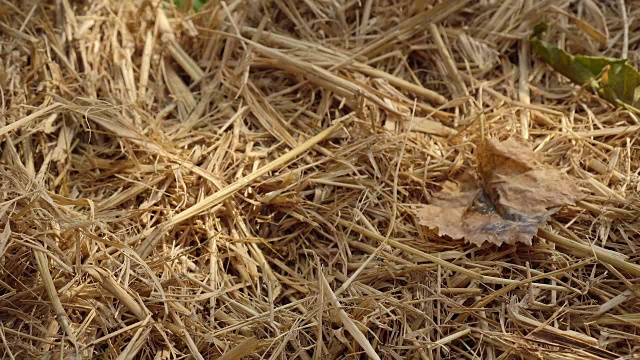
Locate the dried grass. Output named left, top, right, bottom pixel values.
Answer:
left=1, top=0, right=640, bottom=359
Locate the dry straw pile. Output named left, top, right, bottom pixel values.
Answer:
left=1, top=0, right=639, bottom=359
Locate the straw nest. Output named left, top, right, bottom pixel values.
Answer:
left=1, top=0, right=640, bottom=359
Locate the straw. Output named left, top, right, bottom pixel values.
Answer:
left=2, top=0, right=640, bottom=358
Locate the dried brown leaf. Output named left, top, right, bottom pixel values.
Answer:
left=416, top=138, right=584, bottom=246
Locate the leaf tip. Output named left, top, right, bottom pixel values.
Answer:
left=532, top=22, right=548, bottom=39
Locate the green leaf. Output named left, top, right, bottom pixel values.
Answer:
left=192, top=0, right=207, bottom=11
left=530, top=22, right=640, bottom=112
left=165, top=0, right=207, bottom=12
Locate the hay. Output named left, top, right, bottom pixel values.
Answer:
left=1, top=0, right=639, bottom=358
